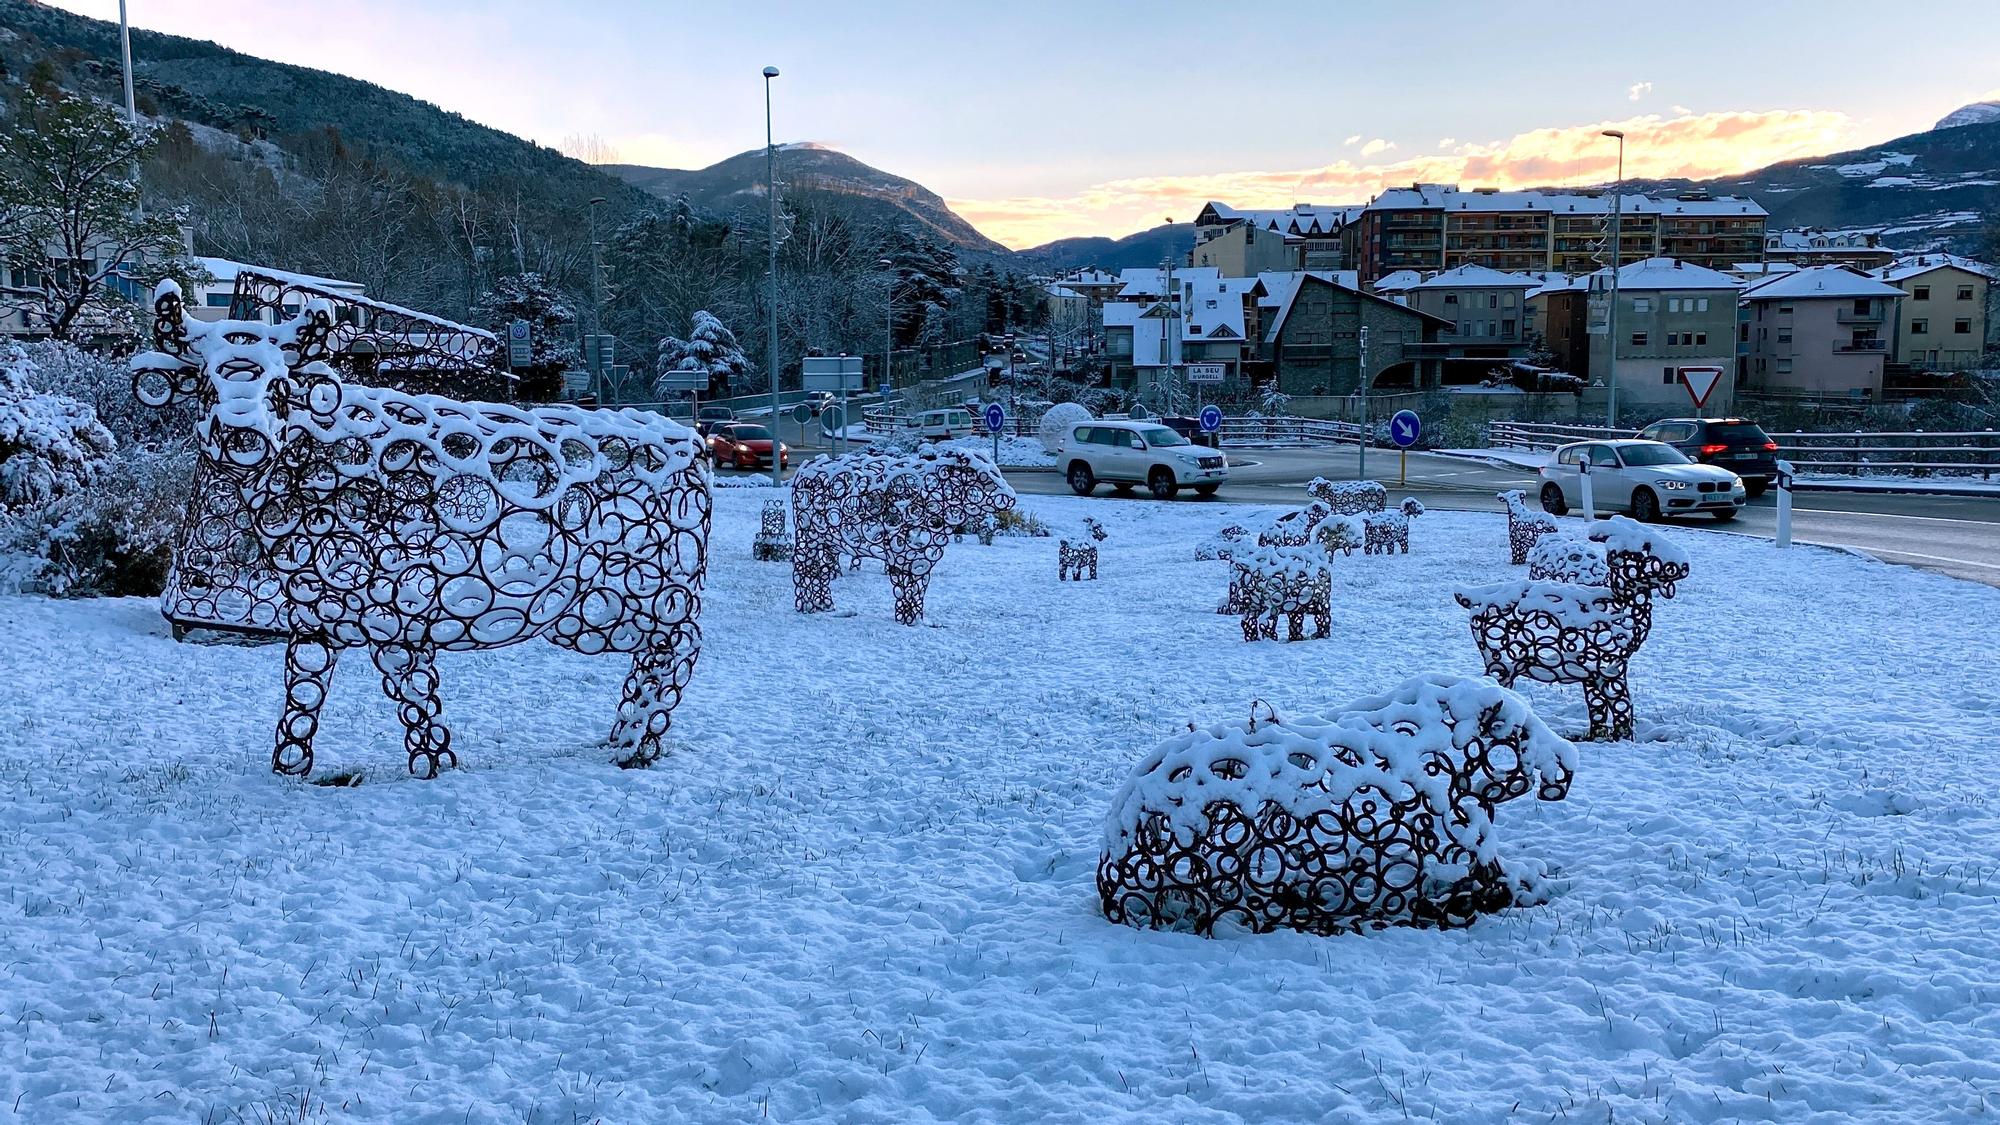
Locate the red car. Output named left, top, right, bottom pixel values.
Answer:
left=707, top=423, right=789, bottom=470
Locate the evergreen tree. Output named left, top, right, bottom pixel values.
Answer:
left=886, top=230, right=961, bottom=346
left=655, top=310, right=750, bottom=398
left=472, top=273, right=580, bottom=401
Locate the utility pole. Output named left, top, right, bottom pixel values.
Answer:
left=1357, top=324, right=1369, bottom=481
left=586, top=196, right=606, bottom=401
left=877, top=257, right=895, bottom=458
left=117, top=0, right=137, bottom=122
left=764, top=66, right=783, bottom=484
left=1601, top=129, right=1626, bottom=430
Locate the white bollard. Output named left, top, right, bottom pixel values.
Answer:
left=1579, top=459, right=1596, bottom=521
left=1775, top=459, right=1793, bottom=549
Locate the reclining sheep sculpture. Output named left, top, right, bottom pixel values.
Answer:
left=1454, top=517, right=1689, bottom=741
left=1527, top=534, right=1607, bottom=585
left=130, top=283, right=709, bottom=778
left=1306, top=476, right=1387, bottom=516
left=1500, top=489, right=1558, bottom=565
left=1315, top=515, right=1365, bottom=557
left=753, top=499, right=793, bottom=562
left=1232, top=546, right=1332, bottom=641
left=791, top=446, right=1015, bottom=625
left=1098, top=674, right=1576, bottom=936
left=1058, top=516, right=1105, bottom=581
left=1364, top=498, right=1425, bottom=555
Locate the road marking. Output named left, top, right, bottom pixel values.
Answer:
left=1792, top=507, right=1999, bottom=527
left=1852, top=547, right=2000, bottom=572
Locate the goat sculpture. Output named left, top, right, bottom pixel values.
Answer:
left=1499, top=489, right=1558, bottom=565
left=131, top=283, right=709, bottom=778
left=790, top=446, right=1015, bottom=625
left=1454, top=517, right=1689, bottom=741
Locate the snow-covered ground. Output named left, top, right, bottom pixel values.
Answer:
left=1436, top=446, right=1551, bottom=471
left=4, top=492, right=2000, bottom=1122
left=1795, top=473, right=2000, bottom=495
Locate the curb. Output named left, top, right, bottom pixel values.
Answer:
left=1791, top=481, right=2000, bottom=499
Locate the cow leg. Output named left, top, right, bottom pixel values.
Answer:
left=370, top=644, right=455, bottom=778
left=274, top=634, right=339, bottom=777
left=793, top=543, right=835, bottom=614
left=610, top=622, right=701, bottom=768
left=888, top=568, right=930, bottom=626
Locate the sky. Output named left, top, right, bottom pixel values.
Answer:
left=51, top=0, right=2000, bottom=249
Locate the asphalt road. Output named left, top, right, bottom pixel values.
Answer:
left=998, top=445, right=2000, bottom=588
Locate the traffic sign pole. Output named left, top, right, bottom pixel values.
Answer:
left=1386, top=409, right=1421, bottom=486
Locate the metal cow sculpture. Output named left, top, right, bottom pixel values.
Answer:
left=131, top=282, right=710, bottom=778
left=790, top=446, right=1015, bottom=625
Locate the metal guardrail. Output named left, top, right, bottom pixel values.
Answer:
left=1488, top=420, right=2000, bottom=478
left=1216, top=416, right=1364, bottom=447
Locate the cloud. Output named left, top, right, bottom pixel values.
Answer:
left=1359, top=138, right=1396, bottom=156
left=1438, top=137, right=1457, bottom=148
left=948, top=107, right=1854, bottom=248
left=1629, top=82, right=1653, bottom=101
left=1343, top=134, right=1362, bottom=146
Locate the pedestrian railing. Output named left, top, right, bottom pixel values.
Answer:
left=1488, top=420, right=2000, bottom=478
left=1216, top=416, right=1365, bottom=448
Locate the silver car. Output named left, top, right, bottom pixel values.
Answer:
left=1538, top=439, right=1746, bottom=522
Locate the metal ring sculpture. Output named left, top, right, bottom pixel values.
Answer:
left=131, top=282, right=709, bottom=778
left=1527, top=535, right=1608, bottom=585
left=1306, top=476, right=1387, bottom=516
left=753, top=499, right=793, bottom=562
left=1232, top=546, right=1332, bottom=642
left=1363, top=498, right=1425, bottom=556
left=1499, top=489, right=1558, bottom=566
left=1099, top=675, right=1576, bottom=936
left=1455, top=517, right=1689, bottom=742
left=790, top=446, right=1016, bottom=626
left=1058, top=516, right=1105, bottom=582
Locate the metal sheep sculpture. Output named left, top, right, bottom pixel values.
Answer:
left=131, top=282, right=710, bottom=779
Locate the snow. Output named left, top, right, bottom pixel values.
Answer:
left=1436, top=447, right=1551, bottom=471
left=5, top=493, right=2000, bottom=1120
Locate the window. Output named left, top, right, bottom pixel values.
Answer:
left=1955, top=319, right=1972, bottom=334
left=1662, top=367, right=1678, bottom=385
left=1696, top=298, right=1709, bottom=312
left=1667, top=298, right=1682, bottom=313
left=1110, top=429, right=1138, bottom=449
left=1444, top=294, right=1458, bottom=305
left=1633, top=297, right=1652, bottom=313
left=1913, top=285, right=1930, bottom=300
left=205, top=293, right=232, bottom=307
left=1777, top=304, right=1793, bottom=314
left=1776, top=359, right=1793, bottom=373
left=1502, top=319, right=1515, bottom=336
left=1694, top=332, right=1707, bottom=346
left=1630, top=332, right=1648, bottom=346
left=1853, top=299, right=1871, bottom=315
left=1912, top=318, right=1929, bottom=334
left=1958, top=285, right=1975, bottom=301
left=1666, top=333, right=1680, bottom=345
left=1588, top=446, right=1620, bottom=467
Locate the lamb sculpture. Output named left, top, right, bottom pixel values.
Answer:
left=1363, top=498, right=1425, bottom=555
left=1099, top=674, right=1577, bottom=936
left=130, top=283, right=710, bottom=779
left=1058, top=516, right=1106, bottom=582
left=1232, top=546, right=1332, bottom=642
left=1499, top=489, right=1558, bottom=565
left=1454, top=517, right=1689, bottom=741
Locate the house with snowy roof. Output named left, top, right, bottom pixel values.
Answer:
left=1406, top=265, right=1541, bottom=361
left=1100, top=274, right=1269, bottom=391
left=189, top=257, right=367, bottom=324
left=1260, top=273, right=1451, bottom=394
left=1762, top=229, right=1895, bottom=271
left=1739, top=266, right=1905, bottom=400
left=1583, top=258, right=1743, bottom=412
left=1866, top=255, right=1993, bottom=371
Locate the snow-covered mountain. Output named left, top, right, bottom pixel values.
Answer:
left=1936, top=101, right=2000, bottom=131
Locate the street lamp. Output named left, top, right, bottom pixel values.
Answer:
left=586, top=196, right=607, bottom=400
left=1601, top=128, right=1626, bottom=429
left=877, top=257, right=894, bottom=458
left=763, top=65, right=782, bottom=484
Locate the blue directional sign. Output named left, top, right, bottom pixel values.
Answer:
left=1198, top=404, right=1223, bottom=433
left=1388, top=409, right=1422, bottom=449
left=984, top=403, right=1006, bottom=433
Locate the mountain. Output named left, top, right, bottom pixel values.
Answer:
left=606, top=144, right=1012, bottom=257
left=1014, top=223, right=1199, bottom=273
left=1937, top=101, right=2000, bottom=131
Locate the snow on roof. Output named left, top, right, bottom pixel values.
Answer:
left=1729, top=262, right=1799, bottom=276
left=1590, top=258, right=1743, bottom=291
left=1871, top=254, right=1997, bottom=283
left=1411, top=264, right=1541, bottom=290
left=1526, top=273, right=1590, bottom=298
left=1199, top=202, right=1358, bottom=238
left=1371, top=270, right=1426, bottom=293
left=1366, top=184, right=1766, bottom=218
left=196, top=257, right=362, bottom=294
left=1102, top=303, right=1147, bottom=327
left=1180, top=277, right=1249, bottom=341
left=1115, top=267, right=1220, bottom=299
left=1738, top=265, right=1906, bottom=301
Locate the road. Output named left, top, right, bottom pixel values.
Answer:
left=995, top=445, right=2000, bottom=588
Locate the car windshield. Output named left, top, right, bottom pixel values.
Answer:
left=1135, top=426, right=1189, bottom=447
left=730, top=425, right=771, bottom=441
left=1619, top=443, right=1692, bottom=467
left=700, top=409, right=731, bottom=418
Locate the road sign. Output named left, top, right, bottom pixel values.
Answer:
left=802, top=355, right=864, bottom=392
left=820, top=405, right=846, bottom=436
left=507, top=318, right=532, bottom=368
left=983, top=403, right=1006, bottom=433
left=1187, top=363, right=1226, bottom=385
left=1198, top=405, right=1223, bottom=433
left=1388, top=409, right=1422, bottom=448
left=655, top=366, right=705, bottom=391
left=1128, top=403, right=1150, bottom=421
left=582, top=334, right=616, bottom=373
left=1679, top=366, right=1724, bottom=410
left=791, top=403, right=814, bottom=425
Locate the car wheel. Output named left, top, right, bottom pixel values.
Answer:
left=1745, top=481, right=1768, bottom=499
left=1711, top=508, right=1740, bottom=522
left=1067, top=462, right=1096, bottom=496
left=1631, top=487, right=1661, bottom=523
left=1148, top=469, right=1179, bottom=501
left=1194, top=483, right=1220, bottom=497
left=1540, top=483, right=1567, bottom=516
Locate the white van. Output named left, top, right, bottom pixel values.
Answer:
left=917, top=407, right=976, bottom=440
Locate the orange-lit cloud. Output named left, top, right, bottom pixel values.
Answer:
left=951, top=108, right=1854, bottom=249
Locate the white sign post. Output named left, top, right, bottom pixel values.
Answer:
left=804, top=355, right=865, bottom=455
left=1579, top=457, right=1595, bottom=521
left=1775, top=458, right=1794, bottom=549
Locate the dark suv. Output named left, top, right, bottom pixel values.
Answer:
left=1157, top=415, right=1221, bottom=449
left=1635, top=417, right=1779, bottom=496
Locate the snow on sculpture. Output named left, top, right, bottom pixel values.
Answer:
left=1363, top=498, right=1425, bottom=556
left=753, top=498, right=793, bottom=562
left=1058, top=516, right=1105, bottom=582
left=1037, top=402, right=1093, bottom=454
left=130, top=282, right=710, bottom=778
left=1454, top=516, right=1689, bottom=742
left=1258, top=500, right=1331, bottom=548
left=1527, top=535, right=1608, bottom=585
left=1315, top=514, right=1365, bottom=558
left=1306, top=476, right=1387, bottom=516
left=790, top=445, right=1015, bottom=625
left=1193, top=523, right=1248, bottom=562
left=1098, top=674, right=1577, bottom=936
left=1499, top=489, right=1558, bottom=565
left=1232, top=545, right=1332, bottom=642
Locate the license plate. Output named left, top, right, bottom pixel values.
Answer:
left=1729, top=453, right=1754, bottom=460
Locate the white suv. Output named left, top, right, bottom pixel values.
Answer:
left=1059, top=420, right=1228, bottom=499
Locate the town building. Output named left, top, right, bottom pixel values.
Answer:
left=1187, top=220, right=1298, bottom=276
left=1261, top=273, right=1451, bottom=394
left=1866, top=254, right=1993, bottom=372
left=1191, top=203, right=1358, bottom=271
left=1584, top=258, right=1744, bottom=414
left=1403, top=264, right=1540, bottom=378
left=1762, top=229, right=1896, bottom=270
left=1737, top=266, right=1905, bottom=401
left=1525, top=274, right=1590, bottom=378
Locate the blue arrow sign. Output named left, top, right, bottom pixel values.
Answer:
left=984, top=403, right=1006, bottom=433
left=1198, top=404, right=1223, bottom=433
left=1389, top=409, right=1422, bottom=449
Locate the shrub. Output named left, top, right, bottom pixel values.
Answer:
left=0, top=344, right=117, bottom=512
left=1, top=448, right=191, bottom=596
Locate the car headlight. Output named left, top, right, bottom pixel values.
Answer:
left=1656, top=479, right=1688, bottom=490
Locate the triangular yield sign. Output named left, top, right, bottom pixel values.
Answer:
left=1681, top=367, right=1723, bottom=409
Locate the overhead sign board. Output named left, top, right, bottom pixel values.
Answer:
left=803, top=354, right=865, bottom=392
left=1679, top=366, right=1724, bottom=410
left=1186, top=363, right=1226, bottom=384
left=655, top=367, right=706, bottom=391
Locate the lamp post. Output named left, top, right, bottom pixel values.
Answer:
left=1601, top=129, right=1626, bottom=430
left=117, top=0, right=136, bottom=122
left=763, top=65, right=783, bottom=484
left=586, top=195, right=607, bottom=399
left=878, top=257, right=894, bottom=457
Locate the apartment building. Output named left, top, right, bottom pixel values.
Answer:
left=1584, top=259, right=1743, bottom=413
left=1191, top=203, right=1357, bottom=270
left=1405, top=264, right=1539, bottom=351
left=1738, top=266, right=1905, bottom=400
left=1346, top=184, right=1766, bottom=286
left=1867, top=255, right=1992, bottom=371
left=1187, top=220, right=1299, bottom=276
left=1099, top=272, right=1265, bottom=391
left=1764, top=229, right=1895, bottom=270
left=1525, top=274, right=1590, bottom=377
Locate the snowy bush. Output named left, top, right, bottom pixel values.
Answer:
left=0, top=344, right=117, bottom=513
left=1037, top=402, right=1092, bottom=453
left=0, top=447, right=190, bottom=596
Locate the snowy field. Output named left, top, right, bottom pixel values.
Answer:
left=3, top=492, right=2000, bottom=1122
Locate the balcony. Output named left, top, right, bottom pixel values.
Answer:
left=1834, top=340, right=1887, bottom=353
left=1836, top=307, right=1886, bottom=324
